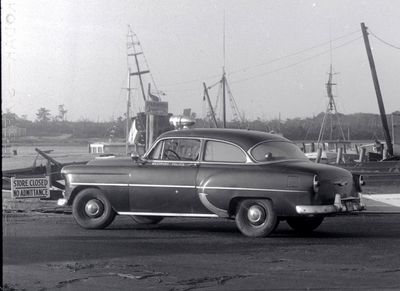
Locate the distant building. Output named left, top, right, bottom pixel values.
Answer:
left=2, top=125, right=26, bottom=140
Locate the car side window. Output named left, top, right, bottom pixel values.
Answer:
left=148, top=138, right=200, bottom=161
left=148, top=141, right=163, bottom=160
left=204, top=140, right=246, bottom=163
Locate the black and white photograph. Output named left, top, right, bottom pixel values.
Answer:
left=2, top=0, right=400, bottom=290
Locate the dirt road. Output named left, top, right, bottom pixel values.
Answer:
left=3, top=212, right=400, bottom=290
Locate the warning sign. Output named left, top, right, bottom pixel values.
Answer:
left=11, top=176, right=50, bottom=199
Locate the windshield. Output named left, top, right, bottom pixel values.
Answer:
left=251, top=141, right=308, bottom=162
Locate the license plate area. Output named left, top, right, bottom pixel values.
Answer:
left=343, top=199, right=362, bottom=212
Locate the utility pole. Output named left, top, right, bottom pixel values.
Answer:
left=361, top=22, right=393, bottom=156
left=203, top=82, right=218, bottom=128
left=222, top=11, right=227, bottom=128
left=222, top=71, right=226, bottom=128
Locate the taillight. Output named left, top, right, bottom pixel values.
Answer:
left=313, top=175, right=320, bottom=193
left=358, top=175, right=365, bottom=191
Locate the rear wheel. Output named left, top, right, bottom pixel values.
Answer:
left=286, top=217, right=324, bottom=233
left=235, top=199, right=278, bottom=237
left=72, top=188, right=116, bottom=229
left=131, top=215, right=163, bottom=224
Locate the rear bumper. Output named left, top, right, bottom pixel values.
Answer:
left=296, top=193, right=366, bottom=215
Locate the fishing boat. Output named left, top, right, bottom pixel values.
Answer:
left=88, top=26, right=171, bottom=156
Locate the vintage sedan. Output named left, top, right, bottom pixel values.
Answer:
left=59, top=129, right=365, bottom=237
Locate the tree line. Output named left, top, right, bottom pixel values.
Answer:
left=2, top=107, right=398, bottom=141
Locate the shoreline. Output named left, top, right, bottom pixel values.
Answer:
left=2, top=135, right=126, bottom=147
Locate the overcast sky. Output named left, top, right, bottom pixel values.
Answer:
left=2, top=0, right=399, bottom=122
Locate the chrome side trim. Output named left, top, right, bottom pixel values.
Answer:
left=202, top=186, right=308, bottom=193
left=117, top=212, right=218, bottom=218
left=131, top=184, right=196, bottom=189
left=70, top=182, right=129, bottom=187
left=198, top=192, right=228, bottom=217
left=70, top=182, right=195, bottom=189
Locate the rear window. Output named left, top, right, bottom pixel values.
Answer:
left=204, top=140, right=247, bottom=163
left=251, top=141, right=308, bottom=162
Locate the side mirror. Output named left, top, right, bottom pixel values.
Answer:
left=131, top=152, right=146, bottom=164
left=130, top=153, right=140, bottom=162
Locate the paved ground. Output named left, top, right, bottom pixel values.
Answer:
left=3, top=212, right=400, bottom=290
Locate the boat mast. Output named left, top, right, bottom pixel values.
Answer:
left=203, top=82, right=218, bottom=128
left=203, top=13, right=243, bottom=129
left=127, top=26, right=152, bottom=150
left=360, top=22, right=393, bottom=156
left=222, top=71, right=226, bottom=128
left=128, top=26, right=149, bottom=102
left=317, top=35, right=346, bottom=148
left=222, top=12, right=227, bottom=128
left=125, top=69, right=131, bottom=155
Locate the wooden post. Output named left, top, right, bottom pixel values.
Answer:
left=383, top=148, right=388, bottom=160
left=148, top=114, right=155, bottom=148
left=145, top=113, right=150, bottom=150
left=336, top=147, right=343, bottom=164
left=359, top=147, right=366, bottom=162
left=316, top=148, right=322, bottom=163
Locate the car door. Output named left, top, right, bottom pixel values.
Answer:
left=128, top=138, right=201, bottom=214
left=195, top=139, right=251, bottom=215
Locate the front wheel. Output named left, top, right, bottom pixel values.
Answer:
left=72, top=188, right=116, bottom=229
left=286, top=217, right=324, bottom=233
left=235, top=199, right=278, bottom=237
left=130, top=215, right=163, bottom=224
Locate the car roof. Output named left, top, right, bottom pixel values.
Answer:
left=158, top=128, right=290, bottom=151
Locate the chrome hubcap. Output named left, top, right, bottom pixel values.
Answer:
left=85, top=199, right=102, bottom=217
left=247, top=205, right=265, bottom=225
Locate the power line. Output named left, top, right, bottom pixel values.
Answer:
left=159, top=73, right=222, bottom=88
left=369, top=30, right=400, bottom=50
left=159, top=30, right=361, bottom=88
left=163, top=87, right=201, bottom=93
left=228, top=30, right=361, bottom=75
left=230, top=36, right=362, bottom=85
